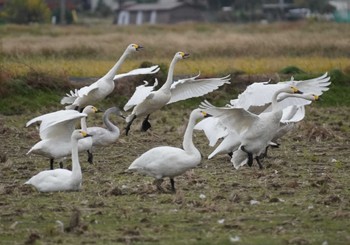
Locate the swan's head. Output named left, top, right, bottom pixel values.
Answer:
left=191, top=108, right=212, bottom=121
left=288, top=86, right=303, bottom=94
left=82, top=105, right=99, bottom=115
left=308, top=94, right=319, bottom=101
left=72, top=130, right=92, bottom=140
left=128, top=44, right=143, bottom=52
left=175, top=52, right=190, bottom=60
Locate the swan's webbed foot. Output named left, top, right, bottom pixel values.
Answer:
left=50, top=158, right=54, bottom=170
left=241, top=146, right=253, bottom=167
left=125, top=115, right=136, bottom=136
left=87, top=150, right=93, bottom=164
left=141, top=114, right=151, bottom=132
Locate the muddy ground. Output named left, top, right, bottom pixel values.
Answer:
left=0, top=105, right=349, bottom=245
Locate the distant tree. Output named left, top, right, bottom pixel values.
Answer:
left=1, top=0, right=51, bottom=24
left=294, top=0, right=335, bottom=13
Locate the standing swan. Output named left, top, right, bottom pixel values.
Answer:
left=26, top=105, right=98, bottom=169
left=87, top=107, right=124, bottom=147
left=124, top=52, right=230, bottom=135
left=127, top=109, right=210, bottom=192
left=61, top=44, right=144, bottom=110
left=25, top=130, right=91, bottom=192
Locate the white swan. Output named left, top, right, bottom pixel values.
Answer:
left=26, top=105, right=98, bottom=169
left=25, top=130, right=91, bottom=192
left=87, top=107, right=123, bottom=147
left=195, top=73, right=330, bottom=160
left=124, top=51, right=230, bottom=135
left=127, top=108, right=210, bottom=192
left=200, top=85, right=303, bottom=169
left=204, top=94, right=319, bottom=160
left=60, top=44, right=154, bottom=110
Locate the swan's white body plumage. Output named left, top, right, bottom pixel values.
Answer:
left=26, top=106, right=97, bottom=160
left=128, top=109, right=207, bottom=184
left=25, top=130, right=89, bottom=192
left=60, top=44, right=157, bottom=110
left=200, top=86, right=314, bottom=168
left=197, top=73, right=330, bottom=162
left=87, top=107, right=122, bottom=146
left=124, top=52, right=230, bottom=123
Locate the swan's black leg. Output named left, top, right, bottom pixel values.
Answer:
left=241, top=146, right=253, bottom=167
left=141, top=114, right=152, bottom=132
left=170, top=178, right=176, bottom=193
left=50, top=158, right=54, bottom=170
left=59, top=161, right=64, bottom=168
left=228, top=152, right=233, bottom=158
left=87, top=150, right=93, bottom=164
left=255, top=157, right=263, bottom=170
left=125, top=115, right=136, bottom=136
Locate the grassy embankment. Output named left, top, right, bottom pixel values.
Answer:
left=1, top=21, right=350, bottom=114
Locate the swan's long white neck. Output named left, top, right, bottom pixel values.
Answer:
left=71, top=137, right=82, bottom=180
left=103, top=50, right=130, bottom=81
left=104, top=109, right=119, bottom=133
left=182, top=114, right=199, bottom=154
left=81, top=117, right=88, bottom=131
left=271, top=88, right=289, bottom=111
left=160, top=56, right=179, bottom=92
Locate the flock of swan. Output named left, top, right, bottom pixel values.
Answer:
left=24, top=43, right=331, bottom=193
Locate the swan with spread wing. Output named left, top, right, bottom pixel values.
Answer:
left=26, top=106, right=98, bottom=169
left=124, top=51, right=230, bottom=135
left=196, top=73, right=330, bottom=163
left=60, top=44, right=159, bottom=110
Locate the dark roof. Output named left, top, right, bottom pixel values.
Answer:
left=124, top=2, right=184, bottom=11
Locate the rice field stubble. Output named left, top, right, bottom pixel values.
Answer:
left=0, top=105, right=349, bottom=244
left=1, top=21, right=350, bottom=244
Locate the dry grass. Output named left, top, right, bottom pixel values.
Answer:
left=2, top=22, right=350, bottom=77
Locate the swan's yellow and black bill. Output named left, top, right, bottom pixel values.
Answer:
left=80, top=131, right=92, bottom=137
left=180, top=52, right=190, bottom=59
left=291, top=86, right=303, bottom=94
left=313, top=95, right=320, bottom=101
left=201, top=111, right=212, bottom=118
left=133, top=44, right=143, bottom=51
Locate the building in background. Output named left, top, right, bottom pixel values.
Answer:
left=114, top=0, right=204, bottom=25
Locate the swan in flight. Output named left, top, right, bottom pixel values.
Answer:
left=124, top=51, right=230, bottom=135
left=25, top=130, right=91, bottom=192
left=127, top=109, right=210, bottom=192
left=196, top=73, right=330, bottom=160
left=200, top=85, right=304, bottom=169
left=26, top=105, right=98, bottom=169
left=87, top=107, right=124, bottom=147
left=60, top=44, right=159, bottom=110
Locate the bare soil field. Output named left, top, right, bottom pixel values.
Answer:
left=0, top=103, right=349, bottom=244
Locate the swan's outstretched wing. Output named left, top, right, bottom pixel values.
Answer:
left=27, top=110, right=86, bottom=140
left=199, top=100, right=259, bottom=136
left=167, top=74, right=230, bottom=105
left=194, top=117, right=228, bottom=146
left=281, top=72, right=330, bottom=96
left=280, top=105, right=305, bottom=124
left=113, top=65, right=160, bottom=81
left=60, top=83, right=99, bottom=105
left=124, top=79, right=159, bottom=111
left=234, top=73, right=330, bottom=110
